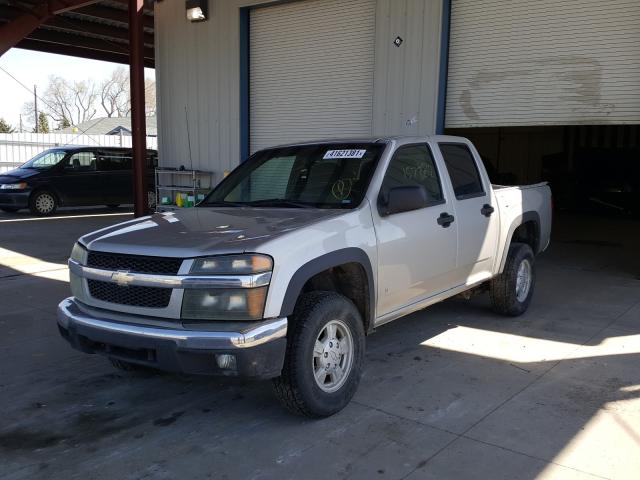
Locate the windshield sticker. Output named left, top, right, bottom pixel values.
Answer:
left=331, top=178, right=356, bottom=200
left=323, top=149, right=367, bottom=160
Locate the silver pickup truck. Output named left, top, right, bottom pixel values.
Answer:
left=58, top=135, right=552, bottom=417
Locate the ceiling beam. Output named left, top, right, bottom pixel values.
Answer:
left=26, top=28, right=154, bottom=60
left=73, top=4, right=153, bottom=29
left=47, top=15, right=154, bottom=46
left=0, top=0, right=102, bottom=57
left=16, top=39, right=154, bottom=68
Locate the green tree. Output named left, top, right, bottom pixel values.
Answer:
left=0, top=118, right=15, bottom=133
left=37, top=112, right=50, bottom=133
left=57, top=116, right=71, bottom=130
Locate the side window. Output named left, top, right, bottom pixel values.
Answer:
left=100, top=151, right=132, bottom=171
left=439, top=143, right=485, bottom=199
left=65, top=151, right=97, bottom=172
left=380, top=144, right=443, bottom=205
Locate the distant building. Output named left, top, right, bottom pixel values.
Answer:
left=58, top=117, right=157, bottom=137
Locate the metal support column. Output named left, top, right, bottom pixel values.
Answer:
left=129, top=0, right=148, bottom=217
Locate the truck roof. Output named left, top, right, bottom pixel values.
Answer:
left=267, top=135, right=469, bottom=149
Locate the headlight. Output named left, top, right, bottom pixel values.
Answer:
left=190, top=254, right=272, bottom=275
left=181, top=287, right=268, bottom=321
left=0, top=182, right=27, bottom=190
left=70, top=242, right=88, bottom=265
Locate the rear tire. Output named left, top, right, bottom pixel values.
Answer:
left=0, top=207, right=20, bottom=213
left=490, top=242, right=535, bottom=316
left=273, top=292, right=365, bottom=418
left=29, top=190, right=57, bottom=216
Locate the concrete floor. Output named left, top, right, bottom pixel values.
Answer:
left=0, top=208, right=639, bottom=480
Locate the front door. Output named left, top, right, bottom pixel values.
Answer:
left=373, top=144, right=459, bottom=318
left=53, top=150, right=102, bottom=206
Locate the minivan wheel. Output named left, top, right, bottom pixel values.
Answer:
left=273, top=292, right=365, bottom=418
left=490, top=242, right=535, bottom=316
left=29, top=190, right=57, bottom=216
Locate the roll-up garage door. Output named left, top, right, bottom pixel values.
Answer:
left=445, top=0, right=640, bottom=128
left=249, top=0, right=375, bottom=153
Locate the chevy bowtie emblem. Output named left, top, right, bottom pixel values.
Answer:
left=111, top=271, right=134, bottom=286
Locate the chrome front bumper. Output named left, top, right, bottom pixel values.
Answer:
left=57, top=297, right=288, bottom=378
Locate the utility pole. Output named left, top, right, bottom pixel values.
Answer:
left=19, top=114, right=23, bottom=133
left=33, top=85, right=38, bottom=133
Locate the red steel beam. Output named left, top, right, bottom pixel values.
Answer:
left=129, top=0, right=149, bottom=217
left=0, top=0, right=102, bottom=57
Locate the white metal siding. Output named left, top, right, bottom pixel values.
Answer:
left=446, top=0, right=640, bottom=127
left=249, top=0, right=376, bottom=153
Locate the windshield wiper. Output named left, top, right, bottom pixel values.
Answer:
left=246, top=198, right=314, bottom=208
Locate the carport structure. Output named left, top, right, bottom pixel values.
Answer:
left=0, top=0, right=154, bottom=216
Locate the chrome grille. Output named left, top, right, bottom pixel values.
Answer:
left=87, top=280, right=172, bottom=308
left=87, top=251, right=182, bottom=275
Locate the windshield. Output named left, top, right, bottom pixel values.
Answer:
left=202, top=143, right=386, bottom=209
left=21, top=149, right=68, bottom=170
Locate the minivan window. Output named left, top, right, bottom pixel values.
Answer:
left=101, top=151, right=132, bottom=171
left=65, top=152, right=97, bottom=172
left=439, top=143, right=485, bottom=199
left=20, top=150, right=67, bottom=169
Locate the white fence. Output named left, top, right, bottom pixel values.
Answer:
left=0, top=133, right=158, bottom=173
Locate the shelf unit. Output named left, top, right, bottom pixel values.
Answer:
left=155, top=168, right=214, bottom=211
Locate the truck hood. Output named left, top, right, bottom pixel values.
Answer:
left=81, top=207, right=345, bottom=258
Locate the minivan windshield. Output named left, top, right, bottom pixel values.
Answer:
left=202, top=143, right=386, bottom=209
left=20, top=149, right=68, bottom=169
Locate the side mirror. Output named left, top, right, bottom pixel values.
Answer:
left=381, top=185, right=428, bottom=216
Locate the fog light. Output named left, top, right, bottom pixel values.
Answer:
left=216, top=354, right=237, bottom=370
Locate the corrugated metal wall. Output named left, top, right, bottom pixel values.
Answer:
left=155, top=0, right=444, bottom=177
left=250, top=0, right=376, bottom=153
left=372, top=0, right=443, bottom=136
left=446, top=0, right=640, bottom=128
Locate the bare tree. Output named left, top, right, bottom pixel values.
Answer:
left=21, top=68, right=157, bottom=132
left=145, top=77, right=156, bottom=116
left=22, top=75, right=98, bottom=128
left=100, top=67, right=130, bottom=117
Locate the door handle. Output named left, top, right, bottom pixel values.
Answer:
left=437, top=212, right=455, bottom=228
left=481, top=204, right=495, bottom=217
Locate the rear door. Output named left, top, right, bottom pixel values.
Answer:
left=437, top=142, right=500, bottom=285
left=373, top=144, right=459, bottom=318
left=99, top=149, right=133, bottom=204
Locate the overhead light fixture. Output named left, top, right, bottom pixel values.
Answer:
left=186, top=0, right=208, bottom=22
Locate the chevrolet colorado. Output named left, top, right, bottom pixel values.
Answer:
left=58, top=136, right=552, bottom=417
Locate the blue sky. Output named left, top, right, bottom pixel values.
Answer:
left=0, top=49, right=155, bottom=129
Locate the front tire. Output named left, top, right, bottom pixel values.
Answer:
left=273, top=292, right=365, bottom=418
left=29, top=190, right=57, bottom=216
left=490, top=242, right=535, bottom=316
